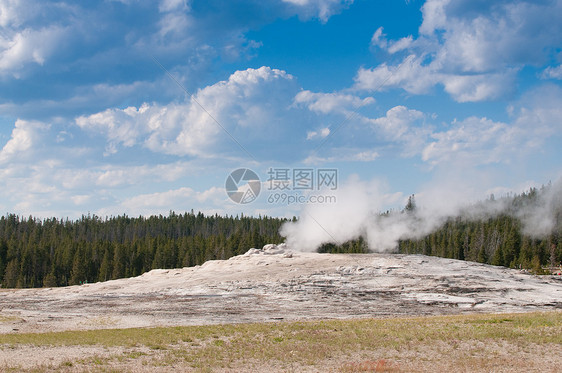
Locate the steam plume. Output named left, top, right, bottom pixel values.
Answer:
left=280, top=176, right=562, bottom=252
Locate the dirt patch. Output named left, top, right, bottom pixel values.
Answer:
left=1, top=334, right=560, bottom=372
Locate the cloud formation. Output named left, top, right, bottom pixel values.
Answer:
left=0, top=119, right=48, bottom=163
left=356, top=0, right=562, bottom=102
left=76, top=66, right=299, bottom=158
left=282, top=0, right=353, bottom=22
left=0, top=0, right=351, bottom=120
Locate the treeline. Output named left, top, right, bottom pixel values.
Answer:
left=0, top=211, right=288, bottom=288
left=322, top=186, right=562, bottom=273
left=2, top=186, right=560, bottom=288
left=398, top=186, right=562, bottom=272
left=398, top=214, right=560, bottom=273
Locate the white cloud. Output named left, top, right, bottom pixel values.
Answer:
left=122, top=187, right=196, bottom=209
left=418, top=0, right=448, bottom=35
left=372, top=27, right=414, bottom=55
left=353, top=150, right=379, bottom=162
left=441, top=70, right=517, bottom=103
left=370, top=106, right=423, bottom=137
left=387, top=36, right=413, bottom=54
left=370, top=27, right=387, bottom=49
left=359, top=0, right=562, bottom=102
left=0, top=0, right=79, bottom=77
left=367, top=105, right=429, bottom=156
left=355, top=55, right=517, bottom=102
left=511, top=84, right=562, bottom=137
left=0, top=147, right=214, bottom=218
left=421, top=116, right=519, bottom=166
left=422, top=85, right=562, bottom=167
left=0, top=0, right=41, bottom=28
left=0, top=119, right=49, bottom=162
left=354, top=56, right=437, bottom=95
left=420, top=0, right=562, bottom=69
left=0, top=0, right=340, bottom=94
left=282, top=0, right=353, bottom=22
left=76, top=66, right=298, bottom=158
left=103, top=185, right=227, bottom=217
left=76, top=103, right=156, bottom=155
left=52, top=161, right=200, bottom=190
left=541, top=65, right=562, bottom=80
left=0, top=25, right=67, bottom=76
left=294, top=90, right=373, bottom=114
left=303, top=149, right=379, bottom=164
left=301, top=84, right=562, bottom=169
left=70, top=194, right=91, bottom=206
left=306, top=127, right=330, bottom=140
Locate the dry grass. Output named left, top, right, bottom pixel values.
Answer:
left=0, top=311, right=560, bottom=372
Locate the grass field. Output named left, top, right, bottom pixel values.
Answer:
left=1, top=311, right=561, bottom=372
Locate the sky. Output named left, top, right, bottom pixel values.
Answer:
left=1, top=0, right=562, bottom=221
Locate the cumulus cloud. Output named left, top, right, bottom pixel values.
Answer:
left=0, top=119, right=49, bottom=162
left=294, top=90, right=374, bottom=114
left=355, top=55, right=517, bottom=102
left=511, top=84, right=562, bottom=140
left=0, top=0, right=353, bottom=120
left=421, top=116, right=521, bottom=166
left=367, top=106, right=428, bottom=155
left=354, top=56, right=437, bottom=95
left=0, top=25, right=67, bottom=76
left=418, top=0, right=562, bottom=70
left=297, top=82, right=562, bottom=172
left=441, top=70, right=517, bottom=102
left=356, top=0, right=562, bottom=102
left=76, top=66, right=298, bottom=158
left=0, top=0, right=78, bottom=77
left=365, top=85, right=562, bottom=168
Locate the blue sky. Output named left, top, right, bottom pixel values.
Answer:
left=1, top=0, right=562, bottom=219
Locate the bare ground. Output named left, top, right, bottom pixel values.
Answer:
left=2, top=338, right=561, bottom=372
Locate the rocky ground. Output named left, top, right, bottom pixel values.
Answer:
left=1, top=245, right=561, bottom=334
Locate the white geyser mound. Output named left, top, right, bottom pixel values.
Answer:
left=244, top=243, right=293, bottom=258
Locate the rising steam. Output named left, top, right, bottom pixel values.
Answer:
left=280, top=176, right=562, bottom=252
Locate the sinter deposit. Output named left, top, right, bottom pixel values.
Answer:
left=0, top=244, right=561, bottom=333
